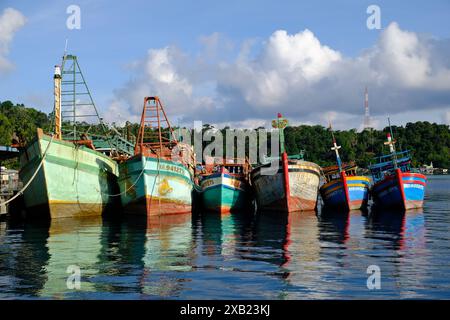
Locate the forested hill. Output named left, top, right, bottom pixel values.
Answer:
left=1, top=100, right=449, bottom=169
left=0, top=100, right=50, bottom=146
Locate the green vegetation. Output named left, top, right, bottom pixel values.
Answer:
left=0, top=100, right=50, bottom=145
left=1, top=100, right=449, bottom=169
left=0, top=101, right=51, bottom=169
left=284, top=124, right=450, bottom=168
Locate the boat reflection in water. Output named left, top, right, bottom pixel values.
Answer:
left=365, top=208, right=426, bottom=251
left=281, top=210, right=353, bottom=299
left=1, top=211, right=195, bottom=299
left=364, top=208, right=428, bottom=298
left=139, top=213, right=194, bottom=298
left=0, top=220, right=50, bottom=298
left=0, top=194, right=442, bottom=299
left=39, top=216, right=103, bottom=298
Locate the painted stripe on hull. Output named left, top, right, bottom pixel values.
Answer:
left=19, top=132, right=120, bottom=219
left=320, top=175, right=369, bottom=211
left=371, top=171, right=426, bottom=210
left=25, top=202, right=111, bottom=219
left=123, top=196, right=192, bottom=216
left=251, top=165, right=320, bottom=212
left=119, top=155, right=193, bottom=216
left=201, top=173, right=248, bottom=212
left=258, top=196, right=317, bottom=212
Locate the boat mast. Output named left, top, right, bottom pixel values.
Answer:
left=272, top=113, right=288, bottom=155
left=53, top=65, right=62, bottom=139
left=59, top=54, right=109, bottom=140
left=384, top=117, right=398, bottom=169
left=135, top=96, right=178, bottom=157
left=329, top=123, right=342, bottom=172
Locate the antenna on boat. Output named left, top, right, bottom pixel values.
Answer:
left=53, top=64, right=62, bottom=139
left=329, top=121, right=343, bottom=172
left=271, top=113, right=288, bottom=155
left=64, top=39, right=68, bottom=57
left=384, top=117, right=398, bottom=169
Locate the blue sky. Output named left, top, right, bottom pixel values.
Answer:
left=1, top=0, right=450, bottom=129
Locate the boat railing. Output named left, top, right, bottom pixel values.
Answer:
left=372, top=150, right=411, bottom=163
left=259, top=152, right=305, bottom=165
left=322, top=162, right=358, bottom=182
left=197, top=157, right=251, bottom=177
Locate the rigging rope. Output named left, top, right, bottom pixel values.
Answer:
left=0, top=134, right=55, bottom=207
left=96, top=156, right=148, bottom=197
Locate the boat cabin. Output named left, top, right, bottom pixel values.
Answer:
left=322, top=162, right=358, bottom=183
left=369, top=150, right=412, bottom=183
left=198, top=158, right=251, bottom=178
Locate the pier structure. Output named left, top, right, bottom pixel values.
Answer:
left=0, top=145, right=19, bottom=217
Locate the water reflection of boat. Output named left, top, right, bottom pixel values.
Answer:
left=366, top=208, right=425, bottom=250
left=0, top=220, right=50, bottom=297
left=279, top=211, right=340, bottom=299
left=282, top=211, right=321, bottom=267
left=140, top=213, right=194, bottom=297
left=317, top=210, right=351, bottom=244
left=39, top=216, right=103, bottom=298
left=197, top=211, right=223, bottom=256
left=94, top=217, right=147, bottom=296
left=365, top=208, right=428, bottom=297
left=251, top=212, right=291, bottom=266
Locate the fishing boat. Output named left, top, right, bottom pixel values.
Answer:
left=320, top=127, right=370, bottom=211
left=369, top=120, right=427, bottom=210
left=118, top=97, right=195, bottom=217
left=251, top=114, right=321, bottom=212
left=198, top=158, right=251, bottom=213
left=19, top=54, right=128, bottom=219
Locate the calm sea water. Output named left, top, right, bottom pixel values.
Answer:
left=0, top=175, right=449, bottom=299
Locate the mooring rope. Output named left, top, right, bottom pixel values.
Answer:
left=96, top=156, right=148, bottom=197
left=0, top=134, right=55, bottom=207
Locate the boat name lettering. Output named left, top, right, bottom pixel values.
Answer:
left=159, top=163, right=184, bottom=175
left=404, top=184, right=424, bottom=190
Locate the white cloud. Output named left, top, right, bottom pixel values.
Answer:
left=106, top=46, right=213, bottom=126
left=107, top=23, right=450, bottom=129
left=0, top=8, right=26, bottom=73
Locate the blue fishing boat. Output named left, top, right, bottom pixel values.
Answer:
left=198, top=159, right=251, bottom=213
left=320, top=163, right=370, bottom=211
left=369, top=120, right=427, bottom=210
left=320, top=127, right=370, bottom=211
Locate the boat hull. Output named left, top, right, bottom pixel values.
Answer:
left=200, top=173, right=248, bottom=213
left=119, top=155, right=193, bottom=216
left=320, top=174, right=370, bottom=211
left=371, top=169, right=426, bottom=210
left=19, top=130, right=120, bottom=219
left=251, top=157, right=321, bottom=212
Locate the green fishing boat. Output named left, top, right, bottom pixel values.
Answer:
left=118, top=97, right=196, bottom=217
left=19, top=54, right=132, bottom=219
left=198, top=159, right=251, bottom=214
